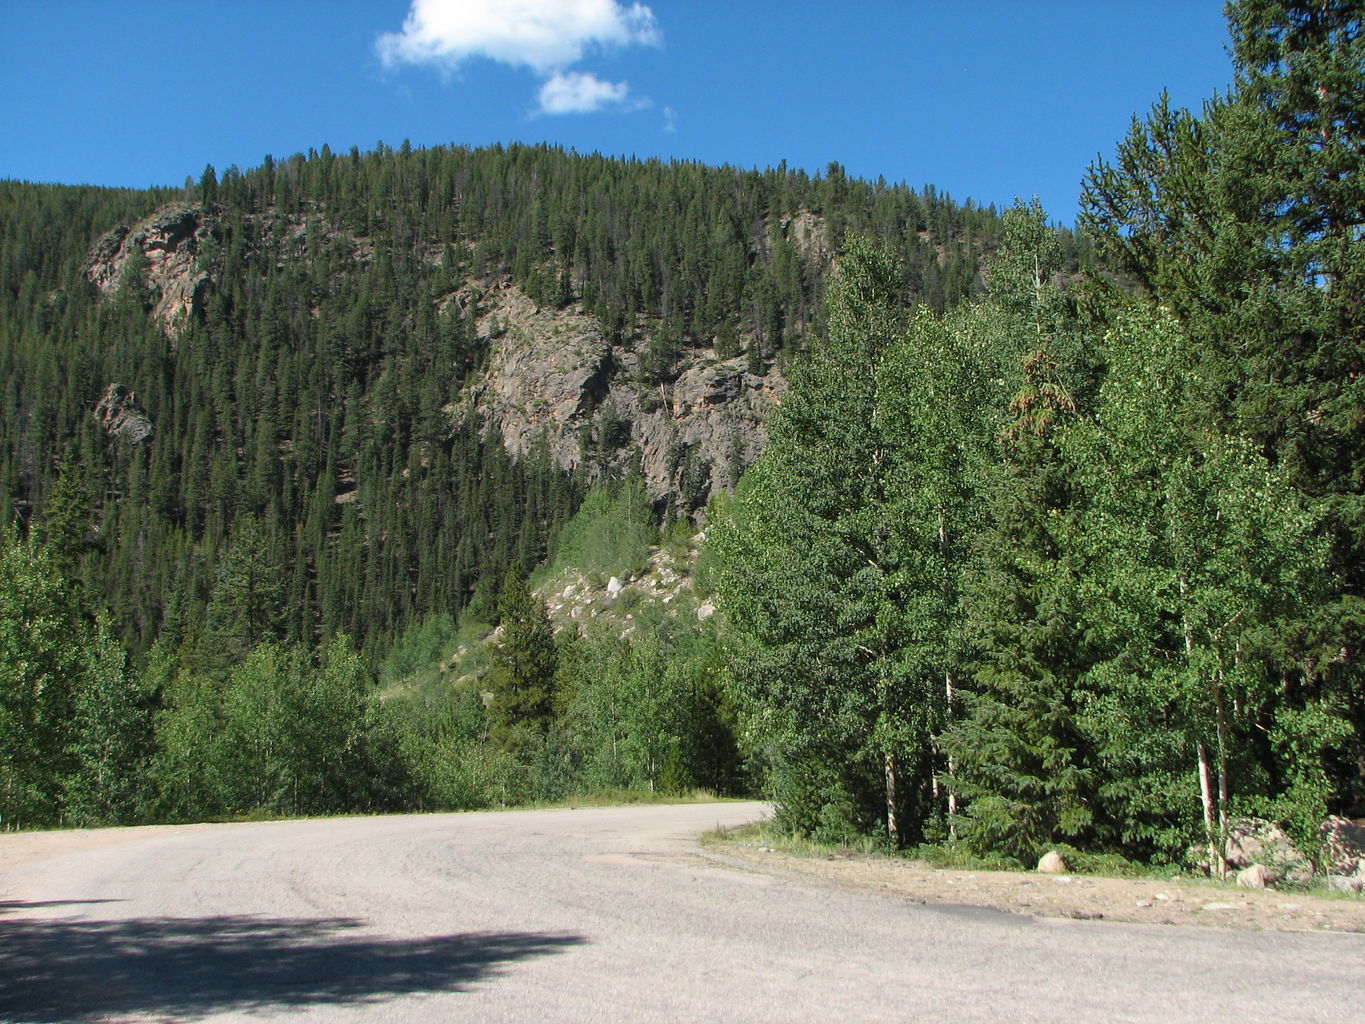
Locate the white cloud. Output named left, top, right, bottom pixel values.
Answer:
left=537, top=71, right=634, bottom=114
left=377, top=0, right=660, bottom=74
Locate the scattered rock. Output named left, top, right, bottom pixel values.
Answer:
left=606, top=576, right=623, bottom=597
left=1324, top=875, right=1363, bottom=895
left=1202, top=902, right=1236, bottom=911
left=1237, top=864, right=1276, bottom=890
left=695, top=601, right=716, bottom=622
left=1135, top=900, right=1152, bottom=908
left=1036, top=850, right=1070, bottom=874
left=1225, top=818, right=1313, bottom=883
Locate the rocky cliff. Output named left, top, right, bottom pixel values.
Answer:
left=462, top=281, right=784, bottom=509
left=82, top=203, right=211, bottom=331
left=83, top=201, right=788, bottom=509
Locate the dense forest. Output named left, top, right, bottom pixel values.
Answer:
left=2, top=0, right=1361, bottom=879
left=714, top=0, right=1364, bottom=866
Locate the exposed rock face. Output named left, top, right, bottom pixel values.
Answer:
left=82, top=203, right=210, bottom=331
left=783, top=210, right=832, bottom=260
left=465, top=282, right=786, bottom=508
left=95, top=383, right=153, bottom=445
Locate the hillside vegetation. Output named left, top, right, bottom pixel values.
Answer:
left=2, top=1, right=1360, bottom=887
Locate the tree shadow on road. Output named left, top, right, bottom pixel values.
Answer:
left=0, top=902, right=585, bottom=1022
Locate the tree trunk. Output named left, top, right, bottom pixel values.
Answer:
left=1214, top=678, right=1229, bottom=841
left=945, top=670, right=958, bottom=838
left=884, top=752, right=900, bottom=847
left=1197, top=740, right=1223, bottom=878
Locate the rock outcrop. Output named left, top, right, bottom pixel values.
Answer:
left=463, top=281, right=785, bottom=508
left=1224, top=818, right=1313, bottom=883
left=82, top=203, right=210, bottom=331
left=1318, top=816, right=1365, bottom=878
left=94, top=383, right=153, bottom=445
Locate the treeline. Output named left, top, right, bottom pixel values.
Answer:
left=204, top=142, right=1027, bottom=361
left=711, top=0, right=1363, bottom=868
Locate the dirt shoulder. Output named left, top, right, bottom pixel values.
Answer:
left=706, top=836, right=1365, bottom=933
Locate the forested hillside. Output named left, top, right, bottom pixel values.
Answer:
left=0, top=140, right=1023, bottom=827
left=1, top=145, right=1023, bottom=660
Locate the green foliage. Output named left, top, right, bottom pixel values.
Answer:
left=0, top=533, right=152, bottom=828
left=0, top=533, right=82, bottom=826
left=379, top=614, right=459, bottom=689
left=558, top=614, right=742, bottom=796
left=540, top=479, right=656, bottom=583
left=1065, top=306, right=1333, bottom=861
left=153, top=635, right=373, bottom=820
left=938, top=202, right=1100, bottom=862
left=486, top=568, right=558, bottom=753
left=711, top=238, right=924, bottom=842
left=1082, top=0, right=1365, bottom=814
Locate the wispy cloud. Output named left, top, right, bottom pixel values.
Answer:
left=377, top=0, right=660, bottom=115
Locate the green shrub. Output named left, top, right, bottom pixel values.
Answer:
left=540, top=479, right=656, bottom=582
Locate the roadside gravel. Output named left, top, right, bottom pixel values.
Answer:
left=707, top=836, right=1365, bottom=933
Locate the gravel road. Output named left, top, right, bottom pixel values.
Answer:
left=2, top=802, right=1361, bottom=1023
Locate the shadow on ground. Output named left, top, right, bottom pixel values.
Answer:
left=0, top=901, right=585, bottom=1022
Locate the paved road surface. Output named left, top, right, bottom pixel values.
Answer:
left=1, top=802, right=1360, bottom=1022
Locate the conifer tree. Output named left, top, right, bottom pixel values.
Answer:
left=938, top=200, right=1096, bottom=858
left=486, top=566, right=557, bottom=753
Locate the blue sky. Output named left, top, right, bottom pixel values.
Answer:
left=1, top=1, right=1233, bottom=223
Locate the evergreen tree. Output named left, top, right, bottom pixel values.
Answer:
left=1081, top=0, right=1365, bottom=817
left=944, top=350, right=1091, bottom=861
left=940, top=201, right=1097, bottom=859
left=486, top=567, right=558, bottom=753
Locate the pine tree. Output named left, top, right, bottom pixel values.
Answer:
left=486, top=567, right=558, bottom=753
left=944, top=350, right=1091, bottom=861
